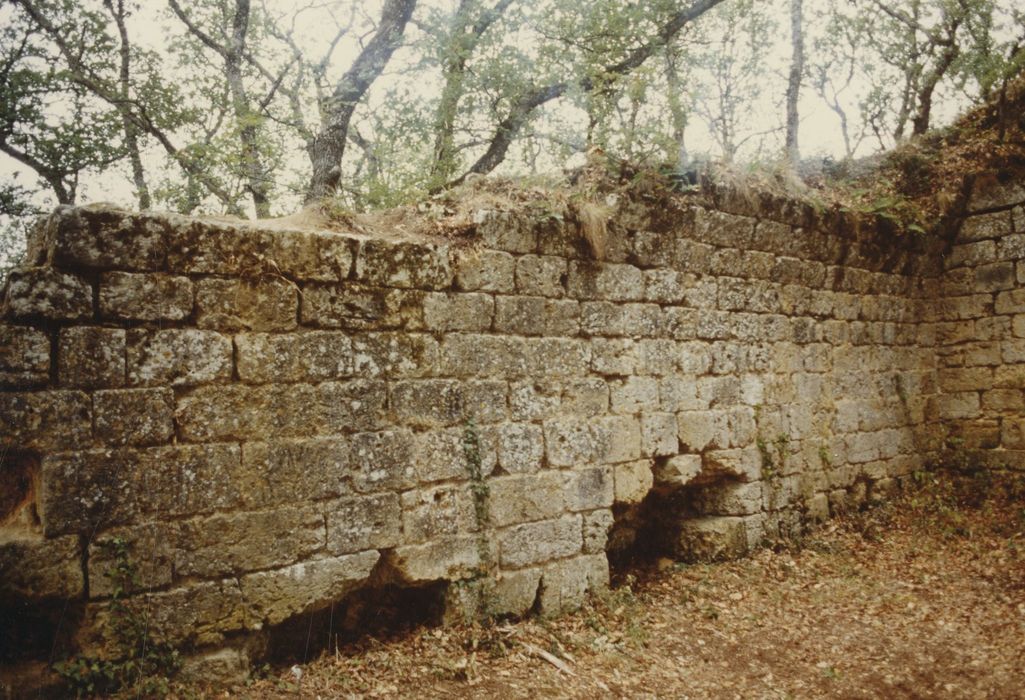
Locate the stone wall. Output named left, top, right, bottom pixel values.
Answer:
left=935, top=175, right=1025, bottom=467
left=0, top=190, right=955, bottom=680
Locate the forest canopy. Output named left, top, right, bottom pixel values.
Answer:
left=1, top=0, right=1023, bottom=257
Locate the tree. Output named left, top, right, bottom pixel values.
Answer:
left=785, top=0, right=803, bottom=163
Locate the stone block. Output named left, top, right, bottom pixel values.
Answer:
left=40, top=205, right=168, bottom=270
left=387, top=535, right=485, bottom=582
left=98, top=272, right=192, bottom=320
left=641, top=412, right=678, bottom=456
left=560, top=377, right=609, bottom=416
left=177, top=505, right=325, bottom=578
left=195, top=277, right=298, bottom=331
left=241, top=551, right=379, bottom=626
left=582, top=509, right=614, bottom=554
left=609, top=376, right=659, bottom=414
left=115, top=579, right=248, bottom=646
left=413, top=426, right=497, bottom=483
left=0, top=533, right=83, bottom=600
left=88, top=522, right=177, bottom=597
left=510, top=381, right=561, bottom=420
left=241, top=437, right=351, bottom=507
left=57, top=327, right=125, bottom=389
left=995, top=288, right=1025, bottom=314
left=614, top=460, right=653, bottom=504
left=580, top=301, right=663, bottom=337
left=236, top=331, right=353, bottom=383
left=0, top=390, right=91, bottom=451
left=326, top=493, right=402, bottom=553
left=301, top=282, right=423, bottom=330
left=673, top=238, right=714, bottom=273
left=94, top=388, right=174, bottom=446
left=4, top=268, right=91, bottom=323
left=349, top=429, right=416, bottom=492
left=973, top=262, right=1016, bottom=292
left=566, top=260, right=644, bottom=301
left=490, top=568, right=542, bottom=616
left=496, top=422, right=544, bottom=473
left=441, top=333, right=532, bottom=377
left=656, top=454, right=702, bottom=487
left=958, top=210, right=1012, bottom=240
left=498, top=515, right=582, bottom=568
left=516, top=255, right=567, bottom=297
left=564, top=466, right=614, bottom=512
left=495, top=296, right=580, bottom=336
left=477, top=210, right=537, bottom=254
left=694, top=481, right=764, bottom=515
left=391, top=379, right=506, bottom=427
left=0, top=326, right=50, bottom=387
left=168, top=219, right=355, bottom=281
left=454, top=248, right=516, bottom=293
left=488, top=472, right=567, bottom=526
left=401, top=485, right=476, bottom=542
left=946, top=240, right=996, bottom=268
left=528, top=337, right=590, bottom=375
left=694, top=208, right=755, bottom=248
left=675, top=516, right=749, bottom=562
left=703, top=447, right=761, bottom=482
left=677, top=411, right=717, bottom=452
left=352, top=332, right=439, bottom=378
left=127, top=329, right=232, bottom=387
left=424, top=292, right=494, bottom=331
left=543, top=417, right=608, bottom=467
left=355, top=239, right=452, bottom=289
left=537, top=554, right=608, bottom=614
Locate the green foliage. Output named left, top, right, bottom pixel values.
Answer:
left=55, top=538, right=180, bottom=698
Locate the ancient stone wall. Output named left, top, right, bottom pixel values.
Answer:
left=0, top=192, right=951, bottom=680
left=934, top=175, right=1025, bottom=468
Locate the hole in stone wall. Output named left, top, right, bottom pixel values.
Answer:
left=0, top=601, right=84, bottom=664
left=262, top=580, right=449, bottom=666
left=0, top=452, right=41, bottom=528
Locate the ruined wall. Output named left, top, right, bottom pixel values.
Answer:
left=934, top=175, right=1025, bottom=468
left=0, top=194, right=945, bottom=680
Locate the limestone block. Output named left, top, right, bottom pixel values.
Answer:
left=0, top=390, right=91, bottom=451
left=946, top=240, right=996, bottom=269
left=561, top=377, right=609, bottom=416
left=476, top=210, right=537, bottom=254
left=0, top=326, right=49, bottom=387
left=602, top=415, right=643, bottom=463
left=196, top=277, right=298, bottom=331
left=388, top=535, right=485, bottom=582
left=496, top=422, right=544, bottom=473
left=4, top=268, right=91, bottom=323
left=57, top=327, right=125, bottom=389
left=703, top=447, right=761, bottom=482
left=118, top=579, right=248, bottom=646
left=663, top=307, right=698, bottom=340
left=537, top=553, right=609, bottom=614
left=1002, top=338, right=1025, bottom=363
left=352, top=332, right=439, bottom=378
left=175, top=506, right=326, bottom=578
left=236, top=331, right=353, bottom=383
left=614, top=460, right=653, bottom=504
left=98, top=272, right=192, bottom=321
left=543, top=417, right=608, bottom=467
left=564, top=466, right=614, bottom=512
left=804, top=492, right=830, bottom=523
left=656, top=454, right=702, bottom=488
left=391, top=379, right=506, bottom=427
left=640, top=412, right=678, bottom=457
left=424, top=292, right=494, bottom=331
left=510, top=381, right=561, bottom=420
left=127, top=328, right=232, bottom=387
left=41, top=205, right=168, bottom=270
left=498, top=514, right=582, bottom=568
left=454, top=248, right=515, bottom=293
left=241, top=438, right=351, bottom=507
left=693, top=481, right=764, bottom=516
left=929, top=392, right=981, bottom=420
left=958, top=210, right=1012, bottom=240
left=675, top=516, right=749, bottom=562
left=495, top=296, right=579, bottom=336
left=401, top=485, right=476, bottom=542
left=355, top=239, right=452, bottom=289
left=677, top=411, right=717, bottom=452
left=1000, top=418, right=1025, bottom=449
left=441, top=333, right=532, bottom=377
left=566, top=260, right=644, bottom=301
left=995, top=289, right=1025, bottom=314
left=659, top=377, right=706, bottom=412
left=349, top=429, right=416, bottom=492
left=488, top=472, right=567, bottom=526
left=973, top=262, right=1016, bottom=292
left=609, top=376, right=659, bottom=414
left=88, top=522, right=176, bottom=597
left=301, top=282, right=423, bottom=330
left=528, top=337, right=590, bottom=376
left=0, top=532, right=83, bottom=600
left=673, top=238, right=714, bottom=273
left=413, top=426, right=497, bottom=483
left=982, top=388, right=1024, bottom=411
left=580, top=301, right=662, bottom=337
left=582, top=508, right=614, bottom=553
left=490, top=568, right=542, bottom=616
left=168, top=219, right=355, bottom=281
left=241, top=551, right=379, bottom=626
left=515, top=255, right=566, bottom=297
left=325, top=493, right=402, bottom=554
left=94, top=387, right=174, bottom=446
left=693, top=208, right=755, bottom=248
left=178, top=647, right=251, bottom=688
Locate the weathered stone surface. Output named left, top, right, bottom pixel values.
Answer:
left=99, top=272, right=192, bottom=320
left=401, top=485, right=476, bottom=542
left=38, top=205, right=167, bottom=270
left=387, top=535, right=485, bottom=582
left=498, top=515, right=582, bottom=568
left=241, top=437, right=351, bottom=507
left=327, top=493, right=402, bottom=553
left=489, top=472, right=567, bottom=526
left=128, top=329, right=232, bottom=387
left=641, top=412, right=679, bottom=456
left=301, top=282, right=423, bottom=330
left=496, top=422, right=544, bottom=473
left=454, top=248, right=516, bottom=293
left=0, top=326, right=49, bottom=387
left=0, top=533, right=83, bottom=600
left=675, top=516, right=750, bottom=561
left=564, top=466, right=614, bottom=511
left=582, top=508, right=614, bottom=554
left=4, top=266, right=91, bottom=321
left=58, top=327, right=125, bottom=388
left=656, top=454, right=702, bottom=487
left=352, top=333, right=439, bottom=377
left=537, top=554, right=608, bottom=614
left=88, top=523, right=176, bottom=596
left=424, top=292, right=494, bottom=331
left=413, top=426, right=498, bottom=483
left=196, top=277, right=298, bottom=331
left=236, top=331, right=353, bottom=383
left=391, top=379, right=506, bottom=427
left=614, top=460, right=654, bottom=504
left=349, top=429, right=417, bottom=492
left=567, top=261, right=644, bottom=301
left=0, top=390, right=91, bottom=451
left=94, top=388, right=174, bottom=446
left=118, top=579, right=247, bottom=646
left=355, top=239, right=452, bottom=289
left=490, top=568, right=542, bottom=616
left=241, top=551, right=379, bottom=626
left=516, top=255, right=567, bottom=297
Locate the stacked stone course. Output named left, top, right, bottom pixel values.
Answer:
left=2, top=182, right=1000, bottom=679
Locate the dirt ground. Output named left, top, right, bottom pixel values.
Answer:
left=206, top=473, right=1025, bottom=700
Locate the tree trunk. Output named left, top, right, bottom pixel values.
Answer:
left=784, top=0, right=803, bottom=164
left=105, top=0, right=150, bottom=209
left=305, top=0, right=417, bottom=203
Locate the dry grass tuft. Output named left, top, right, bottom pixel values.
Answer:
left=570, top=200, right=610, bottom=260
